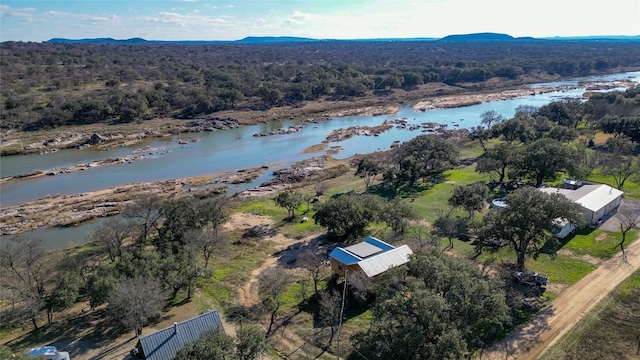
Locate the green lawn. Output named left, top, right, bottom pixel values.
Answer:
left=586, top=170, right=640, bottom=201
left=235, top=198, right=288, bottom=218
left=563, top=228, right=639, bottom=260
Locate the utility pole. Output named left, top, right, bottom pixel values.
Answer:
left=336, top=269, right=348, bottom=360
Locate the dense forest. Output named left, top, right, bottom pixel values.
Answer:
left=2, top=40, right=640, bottom=130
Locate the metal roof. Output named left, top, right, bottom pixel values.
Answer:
left=540, top=184, right=623, bottom=212
left=138, top=309, right=224, bottom=360
left=344, top=241, right=383, bottom=258
left=572, top=184, right=623, bottom=212
left=329, top=247, right=362, bottom=265
left=357, top=245, right=413, bottom=278
left=363, top=237, right=395, bottom=252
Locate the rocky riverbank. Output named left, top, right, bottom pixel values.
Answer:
left=0, top=165, right=272, bottom=235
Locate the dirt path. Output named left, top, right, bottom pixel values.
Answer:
left=482, top=235, right=640, bottom=360
left=226, top=212, right=330, bottom=357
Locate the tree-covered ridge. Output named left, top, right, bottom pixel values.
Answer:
left=2, top=40, right=640, bottom=129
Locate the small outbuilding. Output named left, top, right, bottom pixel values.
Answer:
left=131, top=309, right=224, bottom=360
left=328, top=237, right=413, bottom=278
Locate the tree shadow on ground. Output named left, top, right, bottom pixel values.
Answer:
left=366, top=181, right=436, bottom=200
left=540, top=226, right=597, bottom=255
left=4, top=307, right=131, bottom=359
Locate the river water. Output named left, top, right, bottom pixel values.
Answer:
left=2, top=71, right=638, bottom=248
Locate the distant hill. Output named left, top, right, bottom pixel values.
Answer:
left=47, top=37, right=149, bottom=44
left=46, top=36, right=316, bottom=45
left=236, top=36, right=317, bottom=43
left=438, top=32, right=539, bottom=42
left=542, top=35, right=640, bottom=41
left=45, top=33, right=640, bottom=45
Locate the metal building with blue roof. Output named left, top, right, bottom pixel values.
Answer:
left=328, top=236, right=413, bottom=278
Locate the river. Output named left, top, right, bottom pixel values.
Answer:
left=1, top=71, right=638, bottom=248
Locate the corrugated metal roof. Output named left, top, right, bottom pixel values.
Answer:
left=344, top=242, right=383, bottom=258
left=573, top=184, right=623, bottom=212
left=357, top=245, right=413, bottom=278
left=540, top=184, right=623, bottom=212
left=363, top=236, right=396, bottom=252
left=138, top=309, right=224, bottom=360
left=329, top=247, right=362, bottom=265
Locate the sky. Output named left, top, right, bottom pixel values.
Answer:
left=1, top=0, right=639, bottom=42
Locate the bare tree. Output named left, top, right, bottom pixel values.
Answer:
left=600, top=137, right=639, bottom=190
left=617, top=201, right=640, bottom=262
left=408, top=226, right=440, bottom=251
left=90, top=217, right=134, bottom=262
left=0, top=235, right=56, bottom=329
left=183, top=228, right=229, bottom=269
left=258, top=268, right=291, bottom=337
left=197, top=196, right=229, bottom=236
left=122, top=193, right=163, bottom=245
left=298, top=250, right=327, bottom=299
left=108, top=277, right=165, bottom=336
left=318, top=289, right=342, bottom=347
left=315, top=181, right=328, bottom=197
left=480, top=110, right=504, bottom=129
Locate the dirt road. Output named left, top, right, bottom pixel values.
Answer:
left=482, top=236, right=640, bottom=360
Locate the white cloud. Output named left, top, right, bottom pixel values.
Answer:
left=0, top=5, right=36, bottom=19
left=136, top=12, right=230, bottom=27
left=45, top=10, right=120, bottom=23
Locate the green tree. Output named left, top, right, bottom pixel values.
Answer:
left=46, top=268, right=82, bottom=324
left=313, top=194, right=383, bottom=239
left=87, top=274, right=116, bottom=309
left=352, top=251, right=509, bottom=359
left=510, top=138, right=576, bottom=187
left=274, top=190, right=303, bottom=219
left=491, top=117, right=536, bottom=144
left=0, top=346, right=32, bottom=360
left=158, top=246, right=202, bottom=299
left=448, top=182, right=489, bottom=218
left=176, top=328, right=235, bottom=360
left=219, top=88, right=244, bottom=108
left=476, top=142, right=515, bottom=183
left=158, top=197, right=201, bottom=247
left=355, top=156, right=382, bottom=189
left=479, top=187, right=585, bottom=270
left=390, top=135, right=459, bottom=187
left=235, top=324, right=268, bottom=360
left=256, top=86, right=283, bottom=107
left=381, top=197, right=417, bottom=233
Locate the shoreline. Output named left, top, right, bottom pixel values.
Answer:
left=3, top=70, right=635, bottom=158
left=1, top=73, right=638, bottom=234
